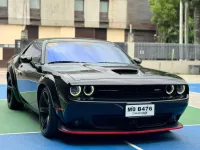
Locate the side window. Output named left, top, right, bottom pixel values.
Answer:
left=23, top=43, right=42, bottom=63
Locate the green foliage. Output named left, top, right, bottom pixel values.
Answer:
left=189, top=17, right=194, bottom=43
left=183, top=0, right=200, bottom=6
left=149, top=0, right=180, bottom=43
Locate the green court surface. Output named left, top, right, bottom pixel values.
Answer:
left=0, top=101, right=40, bottom=133
left=0, top=100, right=199, bottom=134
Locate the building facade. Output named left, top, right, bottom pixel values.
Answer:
left=0, top=0, right=156, bottom=45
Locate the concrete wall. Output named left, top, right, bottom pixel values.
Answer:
left=141, top=60, right=200, bottom=74
left=0, top=25, right=22, bottom=44
left=41, top=0, right=74, bottom=26
left=109, top=0, right=127, bottom=29
left=107, top=29, right=125, bottom=42
left=8, top=0, right=30, bottom=25
left=60, top=27, right=75, bottom=37
left=39, top=26, right=75, bottom=38
left=126, top=42, right=200, bottom=74
left=84, top=0, right=99, bottom=28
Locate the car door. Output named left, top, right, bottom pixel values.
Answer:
left=16, top=42, right=43, bottom=109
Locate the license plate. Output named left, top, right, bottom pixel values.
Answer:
left=125, top=104, right=155, bottom=117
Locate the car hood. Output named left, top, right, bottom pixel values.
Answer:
left=47, top=63, right=186, bottom=85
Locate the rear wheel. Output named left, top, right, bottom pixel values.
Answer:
left=7, top=74, right=23, bottom=110
left=39, top=87, right=58, bottom=138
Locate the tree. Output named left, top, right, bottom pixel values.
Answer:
left=149, top=0, right=180, bottom=43
left=182, top=0, right=200, bottom=43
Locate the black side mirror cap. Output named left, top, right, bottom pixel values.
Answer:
left=133, top=58, right=142, bottom=65
left=20, top=55, right=32, bottom=63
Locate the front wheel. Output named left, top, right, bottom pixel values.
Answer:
left=7, top=75, right=23, bottom=110
left=39, top=87, right=59, bottom=138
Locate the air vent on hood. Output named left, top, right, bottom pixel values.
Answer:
left=112, top=69, right=138, bottom=75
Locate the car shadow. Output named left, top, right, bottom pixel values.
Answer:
left=22, top=107, right=39, bottom=122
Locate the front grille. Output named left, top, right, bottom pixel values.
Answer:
left=92, top=115, right=171, bottom=130
left=69, top=85, right=188, bottom=102
left=92, top=85, right=169, bottom=101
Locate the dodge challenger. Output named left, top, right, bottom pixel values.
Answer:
left=6, top=38, right=189, bottom=138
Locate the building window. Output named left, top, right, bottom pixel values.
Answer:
left=100, top=0, right=108, bottom=13
left=30, top=0, right=40, bottom=9
left=30, top=0, right=41, bottom=25
left=100, top=0, right=109, bottom=25
left=0, top=0, right=8, bottom=24
left=75, top=28, right=107, bottom=41
left=75, top=0, right=84, bottom=26
left=75, top=0, right=84, bottom=12
left=26, top=25, right=39, bottom=40
left=0, top=0, right=7, bottom=7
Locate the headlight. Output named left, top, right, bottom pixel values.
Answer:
left=166, top=85, right=174, bottom=95
left=176, top=85, right=186, bottom=95
left=70, top=86, right=81, bottom=97
left=83, top=86, right=94, bottom=96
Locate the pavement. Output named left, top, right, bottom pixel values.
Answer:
left=0, top=68, right=200, bottom=149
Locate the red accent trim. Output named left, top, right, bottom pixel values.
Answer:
left=59, top=125, right=183, bottom=135
left=56, top=108, right=64, bottom=111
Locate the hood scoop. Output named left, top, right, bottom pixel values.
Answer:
left=111, top=69, right=138, bottom=75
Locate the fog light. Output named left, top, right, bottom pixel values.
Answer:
left=70, top=86, right=81, bottom=97
left=83, top=86, right=94, bottom=96
left=177, top=85, right=186, bottom=95
left=166, top=85, right=174, bottom=95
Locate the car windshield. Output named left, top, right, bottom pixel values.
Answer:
left=46, top=42, right=132, bottom=64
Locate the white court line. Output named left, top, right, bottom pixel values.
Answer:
left=190, top=92, right=200, bottom=94
left=125, top=141, right=143, bottom=150
left=184, top=124, right=200, bottom=127
left=189, top=104, right=200, bottom=109
left=0, top=99, right=6, bottom=101
left=0, top=131, right=40, bottom=136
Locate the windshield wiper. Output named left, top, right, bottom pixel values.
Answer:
left=48, top=61, right=82, bottom=64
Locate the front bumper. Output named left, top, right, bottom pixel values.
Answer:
left=56, top=99, right=188, bottom=134
left=58, top=122, right=183, bottom=135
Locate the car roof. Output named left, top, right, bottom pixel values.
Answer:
left=33, top=38, right=115, bottom=45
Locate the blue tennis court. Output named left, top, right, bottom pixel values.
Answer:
left=0, top=126, right=200, bottom=150
left=189, top=84, right=200, bottom=93
left=0, top=83, right=200, bottom=150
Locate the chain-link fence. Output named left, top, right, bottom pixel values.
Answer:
left=135, top=43, right=200, bottom=60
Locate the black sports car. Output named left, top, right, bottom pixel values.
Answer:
left=7, top=38, right=189, bottom=138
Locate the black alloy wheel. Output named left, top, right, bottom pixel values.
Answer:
left=7, top=75, right=23, bottom=109
left=39, top=87, right=58, bottom=138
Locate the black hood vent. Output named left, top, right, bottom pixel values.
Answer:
left=111, top=69, right=138, bottom=75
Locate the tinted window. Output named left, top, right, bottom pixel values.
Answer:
left=30, top=0, right=40, bottom=9
left=46, top=42, right=131, bottom=64
left=24, top=43, right=42, bottom=63
left=75, top=0, right=84, bottom=11
left=100, top=0, right=108, bottom=13
left=0, top=0, right=7, bottom=7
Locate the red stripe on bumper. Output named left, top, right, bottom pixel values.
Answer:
left=56, top=108, right=64, bottom=111
left=59, top=125, right=183, bottom=135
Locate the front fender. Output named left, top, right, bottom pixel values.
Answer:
left=38, top=74, right=60, bottom=108
left=38, top=74, right=71, bottom=122
left=38, top=74, right=71, bottom=110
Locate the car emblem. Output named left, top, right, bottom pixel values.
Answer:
left=154, top=89, right=161, bottom=92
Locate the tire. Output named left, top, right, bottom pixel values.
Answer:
left=39, top=87, right=58, bottom=138
left=7, top=74, right=23, bottom=110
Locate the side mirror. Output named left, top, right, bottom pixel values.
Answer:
left=20, top=55, right=32, bottom=63
left=133, top=58, right=142, bottom=65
